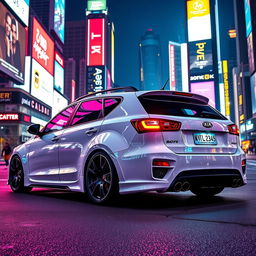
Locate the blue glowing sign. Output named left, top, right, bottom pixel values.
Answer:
left=54, top=0, right=65, bottom=43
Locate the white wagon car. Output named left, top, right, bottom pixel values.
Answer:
left=8, top=87, right=247, bottom=204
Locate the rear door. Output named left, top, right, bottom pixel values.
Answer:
left=139, top=95, right=238, bottom=155
left=58, top=99, right=104, bottom=183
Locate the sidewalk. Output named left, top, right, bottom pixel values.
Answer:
left=246, top=154, right=256, bottom=161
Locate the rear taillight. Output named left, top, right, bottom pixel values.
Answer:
left=228, top=124, right=240, bottom=136
left=242, top=159, right=246, bottom=174
left=131, top=118, right=181, bottom=133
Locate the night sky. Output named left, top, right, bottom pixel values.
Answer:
left=66, top=0, right=186, bottom=88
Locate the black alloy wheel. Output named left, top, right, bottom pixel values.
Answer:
left=85, top=151, right=118, bottom=204
left=9, top=156, right=32, bottom=193
left=190, top=186, right=224, bottom=197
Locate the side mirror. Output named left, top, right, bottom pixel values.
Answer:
left=27, top=124, right=42, bottom=135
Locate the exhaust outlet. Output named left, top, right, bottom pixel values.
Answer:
left=181, top=181, right=191, bottom=191
left=173, top=182, right=182, bottom=192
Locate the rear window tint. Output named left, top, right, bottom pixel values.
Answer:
left=139, top=96, right=227, bottom=120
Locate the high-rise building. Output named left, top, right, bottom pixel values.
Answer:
left=64, top=20, right=86, bottom=100
left=168, top=41, right=189, bottom=92
left=233, top=0, right=256, bottom=153
left=214, top=0, right=238, bottom=121
left=85, top=0, right=115, bottom=93
left=139, top=29, right=162, bottom=91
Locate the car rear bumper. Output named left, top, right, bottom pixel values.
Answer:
left=118, top=148, right=246, bottom=194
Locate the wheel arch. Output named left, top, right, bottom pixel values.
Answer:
left=82, top=147, right=121, bottom=192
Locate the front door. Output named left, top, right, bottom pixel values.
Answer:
left=28, top=105, right=77, bottom=184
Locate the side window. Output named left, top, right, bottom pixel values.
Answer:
left=104, top=98, right=121, bottom=116
left=44, top=105, right=76, bottom=133
left=71, top=99, right=103, bottom=126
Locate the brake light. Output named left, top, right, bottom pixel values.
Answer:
left=172, top=92, right=193, bottom=97
left=153, top=160, right=170, bottom=167
left=131, top=118, right=181, bottom=133
left=228, top=124, right=240, bottom=135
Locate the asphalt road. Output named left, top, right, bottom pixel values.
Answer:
left=0, top=161, right=256, bottom=256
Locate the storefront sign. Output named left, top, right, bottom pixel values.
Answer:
left=0, top=90, right=51, bottom=117
left=0, top=113, right=19, bottom=120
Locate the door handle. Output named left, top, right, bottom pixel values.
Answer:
left=85, top=128, right=98, bottom=136
left=51, top=136, right=60, bottom=142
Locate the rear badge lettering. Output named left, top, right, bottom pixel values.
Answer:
left=166, top=140, right=178, bottom=144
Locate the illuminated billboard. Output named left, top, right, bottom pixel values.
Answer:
left=54, top=0, right=65, bottom=43
left=244, top=0, right=252, bottom=37
left=87, top=18, right=106, bottom=66
left=189, top=39, right=213, bottom=76
left=54, top=61, right=64, bottom=94
left=168, top=44, right=176, bottom=90
left=3, top=0, right=30, bottom=26
left=190, top=81, right=215, bottom=107
left=247, top=32, right=255, bottom=75
left=0, top=3, right=26, bottom=83
left=52, top=90, right=68, bottom=117
left=222, top=60, right=230, bottom=117
left=54, top=51, right=64, bottom=94
left=251, top=73, right=256, bottom=116
left=87, top=0, right=106, bottom=11
left=32, top=17, right=54, bottom=75
left=31, top=59, right=53, bottom=107
left=187, top=0, right=212, bottom=42
left=14, top=56, right=31, bottom=92
left=86, top=66, right=106, bottom=93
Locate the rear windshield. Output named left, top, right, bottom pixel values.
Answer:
left=139, top=96, right=227, bottom=120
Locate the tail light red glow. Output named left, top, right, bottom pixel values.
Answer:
left=131, top=118, right=181, bottom=133
left=227, top=124, right=240, bottom=135
left=153, top=160, right=170, bottom=167
left=172, top=92, right=193, bottom=97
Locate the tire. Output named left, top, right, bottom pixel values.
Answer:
left=190, top=186, right=224, bottom=197
left=9, top=156, right=32, bottom=193
left=84, top=151, right=119, bottom=204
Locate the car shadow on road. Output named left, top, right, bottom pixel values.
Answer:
left=25, top=188, right=246, bottom=212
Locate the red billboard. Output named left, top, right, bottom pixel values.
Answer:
left=32, top=17, right=54, bottom=75
left=87, top=18, right=106, bottom=66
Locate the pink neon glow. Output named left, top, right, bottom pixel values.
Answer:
left=71, top=100, right=103, bottom=125
left=190, top=81, right=216, bottom=107
left=107, top=69, right=112, bottom=89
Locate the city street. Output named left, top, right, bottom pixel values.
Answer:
left=0, top=161, right=256, bottom=256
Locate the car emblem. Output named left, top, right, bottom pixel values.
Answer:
left=202, top=122, right=213, bottom=128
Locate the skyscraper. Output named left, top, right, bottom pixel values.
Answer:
left=139, top=29, right=162, bottom=91
left=64, top=20, right=86, bottom=100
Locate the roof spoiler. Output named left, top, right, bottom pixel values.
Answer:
left=138, top=91, right=209, bottom=105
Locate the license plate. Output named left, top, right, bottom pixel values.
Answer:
left=193, top=133, right=217, bottom=145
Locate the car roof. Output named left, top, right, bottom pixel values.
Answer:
left=74, top=88, right=209, bottom=105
